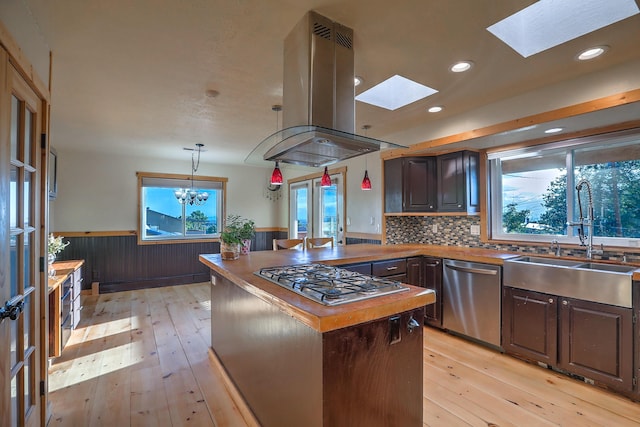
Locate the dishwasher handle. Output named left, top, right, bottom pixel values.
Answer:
left=445, top=264, right=497, bottom=276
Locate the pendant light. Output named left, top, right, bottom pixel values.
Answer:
left=361, top=125, right=372, bottom=190
left=269, top=105, right=284, bottom=186
left=321, top=166, right=332, bottom=187
left=270, top=161, right=283, bottom=185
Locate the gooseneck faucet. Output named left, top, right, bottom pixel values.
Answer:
left=569, top=178, right=602, bottom=259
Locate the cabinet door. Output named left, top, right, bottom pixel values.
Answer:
left=403, top=157, right=436, bottom=212
left=422, top=257, right=442, bottom=328
left=437, top=152, right=465, bottom=211
left=384, top=158, right=403, bottom=213
left=502, top=287, right=557, bottom=365
left=436, top=151, right=479, bottom=213
left=406, top=257, right=423, bottom=287
left=559, top=298, right=633, bottom=392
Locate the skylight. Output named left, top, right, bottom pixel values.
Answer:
left=487, top=0, right=640, bottom=58
left=355, top=75, right=438, bottom=111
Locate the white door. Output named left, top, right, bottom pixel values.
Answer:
left=312, top=173, right=344, bottom=245
left=289, top=181, right=311, bottom=239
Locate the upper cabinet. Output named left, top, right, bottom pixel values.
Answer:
left=437, top=151, right=479, bottom=213
left=384, top=150, right=479, bottom=214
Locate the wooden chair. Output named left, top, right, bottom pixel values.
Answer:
left=272, top=238, right=304, bottom=251
left=306, top=237, right=334, bottom=249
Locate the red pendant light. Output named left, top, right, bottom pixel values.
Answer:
left=361, top=170, right=372, bottom=190
left=270, top=161, right=283, bottom=186
left=320, top=166, right=332, bottom=187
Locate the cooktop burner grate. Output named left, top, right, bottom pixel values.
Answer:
left=256, top=263, right=408, bottom=306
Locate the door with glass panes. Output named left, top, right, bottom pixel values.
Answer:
left=289, top=170, right=344, bottom=245
left=0, top=49, right=44, bottom=427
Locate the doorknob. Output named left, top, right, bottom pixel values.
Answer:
left=0, top=294, right=25, bottom=321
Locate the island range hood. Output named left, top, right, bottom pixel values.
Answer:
left=260, top=11, right=405, bottom=168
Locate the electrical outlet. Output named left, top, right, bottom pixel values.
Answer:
left=432, top=224, right=438, bottom=233
left=470, top=225, right=480, bottom=235
left=370, top=216, right=375, bottom=225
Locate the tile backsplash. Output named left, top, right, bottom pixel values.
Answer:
left=385, top=215, right=640, bottom=264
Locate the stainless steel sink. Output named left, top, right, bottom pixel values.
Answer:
left=512, top=256, right=583, bottom=267
left=503, top=256, right=634, bottom=308
left=574, top=262, right=637, bottom=273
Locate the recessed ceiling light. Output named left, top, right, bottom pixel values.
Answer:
left=428, top=106, right=443, bottom=113
left=577, top=46, right=608, bottom=60
left=544, top=127, right=564, bottom=134
left=487, top=0, right=639, bottom=58
left=450, top=61, right=473, bottom=73
left=354, top=76, right=363, bottom=86
left=355, top=75, right=438, bottom=111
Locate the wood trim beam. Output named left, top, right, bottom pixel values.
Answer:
left=381, top=89, right=640, bottom=160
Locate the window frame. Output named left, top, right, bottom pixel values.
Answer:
left=487, top=128, right=640, bottom=248
left=136, top=171, right=227, bottom=245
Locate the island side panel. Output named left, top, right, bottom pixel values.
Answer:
left=322, top=307, right=424, bottom=427
left=210, top=272, right=323, bottom=427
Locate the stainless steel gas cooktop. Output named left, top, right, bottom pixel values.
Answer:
left=255, top=263, right=409, bottom=306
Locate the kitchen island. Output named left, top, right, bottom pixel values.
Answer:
left=199, top=245, right=436, bottom=427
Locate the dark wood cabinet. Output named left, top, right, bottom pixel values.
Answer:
left=436, top=150, right=479, bottom=213
left=559, top=297, right=634, bottom=392
left=385, top=151, right=479, bottom=213
left=372, top=258, right=407, bottom=283
left=341, top=262, right=372, bottom=275
left=384, top=157, right=436, bottom=213
left=405, top=256, right=442, bottom=327
left=422, top=257, right=442, bottom=328
left=503, top=286, right=634, bottom=393
left=502, top=287, right=557, bottom=365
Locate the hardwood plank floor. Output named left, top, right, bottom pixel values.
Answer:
left=48, top=282, right=640, bottom=426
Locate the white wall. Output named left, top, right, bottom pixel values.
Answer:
left=343, top=152, right=383, bottom=235
left=0, top=0, right=50, bottom=85
left=51, top=149, right=282, bottom=232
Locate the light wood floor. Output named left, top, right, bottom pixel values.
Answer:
left=48, top=282, right=640, bottom=426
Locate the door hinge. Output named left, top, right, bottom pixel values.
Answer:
left=633, top=377, right=637, bottom=387
left=41, top=133, right=47, bottom=150
left=39, top=256, right=45, bottom=273
left=633, top=313, right=637, bottom=324
left=40, top=380, right=45, bottom=396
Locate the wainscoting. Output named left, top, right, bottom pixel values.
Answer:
left=56, top=230, right=286, bottom=293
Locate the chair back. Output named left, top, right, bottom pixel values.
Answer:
left=306, top=237, right=334, bottom=249
left=273, top=238, right=304, bottom=251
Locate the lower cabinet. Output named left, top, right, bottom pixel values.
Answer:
left=405, top=256, right=443, bottom=328
left=49, top=261, right=84, bottom=357
left=503, top=286, right=634, bottom=393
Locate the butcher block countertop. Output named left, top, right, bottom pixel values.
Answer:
left=199, top=244, right=517, bottom=333
left=47, top=260, right=84, bottom=294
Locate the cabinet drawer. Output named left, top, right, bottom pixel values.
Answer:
left=372, top=259, right=406, bottom=277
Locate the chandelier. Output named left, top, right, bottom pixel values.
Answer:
left=175, top=143, right=209, bottom=205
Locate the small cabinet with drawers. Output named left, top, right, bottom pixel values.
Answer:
left=48, top=260, right=84, bottom=357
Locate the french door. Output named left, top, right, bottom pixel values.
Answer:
left=0, top=48, right=44, bottom=427
left=289, top=170, right=345, bottom=244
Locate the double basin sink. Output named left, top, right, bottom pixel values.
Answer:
left=503, top=256, right=636, bottom=308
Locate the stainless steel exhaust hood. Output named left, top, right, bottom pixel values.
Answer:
left=258, top=11, right=405, bottom=168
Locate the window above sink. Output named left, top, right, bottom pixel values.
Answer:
left=488, top=128, right=640, bottom=248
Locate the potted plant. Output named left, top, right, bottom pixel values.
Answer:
left=238, top=217, right=256, bottom=255
left=48, top=233, right=69, bottom=276
left=219, top=215, right=254, bottom=259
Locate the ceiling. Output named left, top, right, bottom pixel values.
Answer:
left=24, top=0, right=640, bottom=167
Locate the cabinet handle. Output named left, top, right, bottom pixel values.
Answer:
left=562, top=300, right=568, bottom=306
left=548, top=298, right=554, bottom=303
left=386, top=266, right=398, bottom=271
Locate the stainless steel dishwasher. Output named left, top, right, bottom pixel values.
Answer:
left=442, top=259, right=502, bottom=348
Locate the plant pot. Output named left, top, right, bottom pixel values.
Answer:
left=220, top=242, right=240, bottom=260
left=241, top=239, right=252, bottom=255
left=48, top=253, right=56, bottom=277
